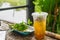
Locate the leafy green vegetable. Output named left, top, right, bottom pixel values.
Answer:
left=33, top=0, right=43, bottom=12
left=9, top=22, right=28, bottom=31
left=27, top=19, right=32, bottom=25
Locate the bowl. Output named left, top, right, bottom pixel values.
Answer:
left=10, top=26, right=34, bottom=36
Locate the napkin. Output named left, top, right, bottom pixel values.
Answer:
left=0, top=31, right=6, bottom=40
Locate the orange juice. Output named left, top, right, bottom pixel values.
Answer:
left=33, top=20, right=46, bottom=40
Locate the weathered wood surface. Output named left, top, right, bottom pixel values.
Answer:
left=0, top=22, right=58, bottom=40
left=6, top=31, right=57, bottom=40
left=46, top=31, right=60, bottom=40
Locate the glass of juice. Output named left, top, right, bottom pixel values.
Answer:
left=32, top=12, right=48, bottom=40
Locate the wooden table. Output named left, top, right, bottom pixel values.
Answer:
left=0, top=26, right=57, bottom=40
left=6, top=31, right=57, bottom=40
left=0, top=22, right=58, bottom=40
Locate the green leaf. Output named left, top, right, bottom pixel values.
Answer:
left=27, top=19, right=32, bottom=25
left=9, top=21, right=28, bottom=31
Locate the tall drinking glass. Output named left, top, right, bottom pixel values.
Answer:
left=32, top=12, right=48, bottom=40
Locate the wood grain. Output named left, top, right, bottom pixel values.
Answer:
left=46, top=31, right=60, bottom=40
left=6, top=31, right=57, bottom=40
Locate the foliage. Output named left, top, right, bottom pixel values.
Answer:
left=9, top=22, right=28, bottom=31
left=0, top=0, right=26, bottom=6
left=33, top=0, right=43, bottom=12
left=0, top=0, right=26, bottom=10
left=9, top=19, right=32, bottom=32
left=33, top=0, right=60, bottom=33
left=56, top=11, right=60, bottom=34
left=27, top=19, right=32, bottom=25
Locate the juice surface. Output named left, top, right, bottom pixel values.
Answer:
left=34, top=20, right=46, bottom=40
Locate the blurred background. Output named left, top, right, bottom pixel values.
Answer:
left=33, top=0, right=60, bottom=34
left=0, top=0, right=60, bottom=34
